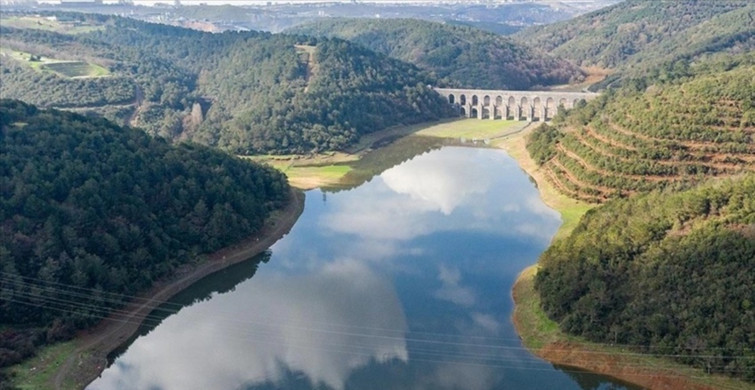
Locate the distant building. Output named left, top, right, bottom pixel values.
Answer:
left=60, top=0, right=103, bottom=5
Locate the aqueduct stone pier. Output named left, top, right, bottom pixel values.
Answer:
left=435, top=88, right=599, bottom=122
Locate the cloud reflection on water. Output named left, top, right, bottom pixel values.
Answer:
left=320, top=148, right=559, bottom=247
left=89, top=146, right=592, bottom=390
left=90, top=261, right=407, bottom=390
left=381, top=149, right=492, bottom=215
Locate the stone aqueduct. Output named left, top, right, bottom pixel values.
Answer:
left=435, top=88, right=599, bottom=122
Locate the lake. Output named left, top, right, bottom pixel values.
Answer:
left=88, top=146, right=639, bottom=390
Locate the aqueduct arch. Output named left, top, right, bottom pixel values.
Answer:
left=545, top=98, right=555, bottom=120
left=533, top=97, right=542, bottom=121
left=436, top=88, right=599, bottom=122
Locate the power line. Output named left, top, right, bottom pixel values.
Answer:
left=3, top=287, right=753, bottom=363
left=7, top=295, right=751, bottom=381
left=1, top=272, right=751, bottom=354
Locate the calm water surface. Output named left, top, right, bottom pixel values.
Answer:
left=89, top=146, right=638, bottom=390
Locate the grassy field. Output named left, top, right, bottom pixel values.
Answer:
left=251, top=119, right=531, bottom=190
left=278, top=164, right=352, bottom=189
left=41, top=61, right=109, bottom=78
left=512, top=266, right=566, bottom=349
left=245, top=153, right=357, bottom=189
left=7, top=340, right=78, bottom=390
left=1, top=47, right=110, bottom=78
left=1, top=16, right=103, bottom=34
left=415, top=118, right=524, bottom=139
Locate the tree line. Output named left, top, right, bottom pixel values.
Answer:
left=0, top=12, right=456, bottom=154
left=0, top=100, right=290, bottom=372
left=287, top=17, right=585, bottom=90
left=535, top=175, right=755, bottom=381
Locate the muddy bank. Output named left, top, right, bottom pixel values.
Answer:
left=500, top=129, right=744, bottom=390
left=511, top=266, right=742, bottom=390
left=50, top=189, right=305, bottom=390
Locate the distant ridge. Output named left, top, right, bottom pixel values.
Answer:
left=288, top=18, right=585, bottom=90
left=0, top=12, right=454, bottom=154
left=515, top=0, right=754, bottom=86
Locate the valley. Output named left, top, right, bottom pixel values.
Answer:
left=1, top=1, right=754, bottom=389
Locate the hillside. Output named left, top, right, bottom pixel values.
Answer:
left=0, top=100, right=290, bottom=370
left=287, top=18, right=585, bottom=90
left=534, top=174, right=755, bottom=381
left=0, top=12, right=454, bottom=154
left=515, top=0, right=754, bottom=85
left=526, top=54, right=755, bottom=203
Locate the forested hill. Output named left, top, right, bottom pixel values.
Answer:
left=514, top=0, right=754, bottom=85
left=526, top=53, right=755, bottom=203
left=286, top=18, right=585, bottom=90
left=0, top=100, right=290, bottom=368
left=0, top=13, right=454, bottom=154
left=535, top=174, right=755, bottom=381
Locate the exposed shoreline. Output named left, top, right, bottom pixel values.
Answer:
left=47, top=188, right=305, bottom=390
left=498, top=127, right=749, bottom=390
left=511, top=268, right=732, bottom=390
left=35, top=118, right=749, bottom=389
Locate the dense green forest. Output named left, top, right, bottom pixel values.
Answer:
left=535, top=175, right=755, bottom=381
left=515, top=0, right=754, bottom=87
left=0, top=100, right=290, bottom=369
left=287, top=18, right=585, bottom=90
left=524, top=39, right=755, bottom=382
left=526, top=53, right=755, bottom=202
left=0, top=12, right=454, bottom=154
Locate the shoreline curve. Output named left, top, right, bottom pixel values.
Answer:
left=49, top=188, right=305, bottom=390
left=500, top=129, right=745, bottom=390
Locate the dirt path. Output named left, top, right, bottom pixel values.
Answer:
left=50, top=189, right=305, bottom=390
left=578, top=126, right=637, bottom=152
left=295, top=45, right=317, bottom=93
left=610, top=121, right=755, bottom=155
left=127, top=85, right=144, bottom=128
left=548, top=157, right=615, bottom=197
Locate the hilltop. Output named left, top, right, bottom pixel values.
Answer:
left=0, top=12, right=454, bottom=154
left=287, top=18, right=585, bottom=90
left=515, top=0, right=754, bottom=86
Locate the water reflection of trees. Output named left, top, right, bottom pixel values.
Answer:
left=553, top=364, right=641, bottom=390
left=324, top=135, right=483, bottom=193
left=107, top=252, right=271, bottom=362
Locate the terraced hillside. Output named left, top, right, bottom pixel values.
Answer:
left=527, top=56, right=755, bottom=203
